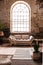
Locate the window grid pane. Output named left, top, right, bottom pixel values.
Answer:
left=11, top=3, right=30, bottom=32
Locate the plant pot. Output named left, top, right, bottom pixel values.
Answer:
left=33, top=52, right=40, bottom=61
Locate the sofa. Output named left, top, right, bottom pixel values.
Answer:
left=9, top=35, right=34, bottom=46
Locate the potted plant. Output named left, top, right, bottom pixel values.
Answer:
left=33, top=40, right=40, bottom=61
left=0, top=22, right=4, bottom=31
left=3, top=27, right=10, bottom=38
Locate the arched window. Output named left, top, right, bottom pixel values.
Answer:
left=10, top=1, right=31, bottom=33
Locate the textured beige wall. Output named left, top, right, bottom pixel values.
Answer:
left=0, top=0, right=43, bottom=33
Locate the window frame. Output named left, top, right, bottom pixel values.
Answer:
left=10, top=1, right=31, bottom=34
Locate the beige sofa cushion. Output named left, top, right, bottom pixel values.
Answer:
left=22, top=35, right=29, bottom=39
left=15, top=35, right=21, bottom=39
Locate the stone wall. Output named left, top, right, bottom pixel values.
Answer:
left=0, top=0, right=43, bottom=33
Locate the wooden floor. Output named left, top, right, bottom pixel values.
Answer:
left=0, top=43, right=32, bottom=47
left=11, top=60, right=42, bottom=65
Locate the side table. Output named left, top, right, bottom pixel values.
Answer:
left=39, top=47, right=43, bottom=63
left=33, top=39, right=43, bottom=47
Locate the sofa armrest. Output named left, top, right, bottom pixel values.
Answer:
left=30, top=36, right=34, bottom=41
left=9, top=35, right=16, bottom=41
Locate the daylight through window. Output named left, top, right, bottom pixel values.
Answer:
left=10, top=1, right=31, bottom=33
